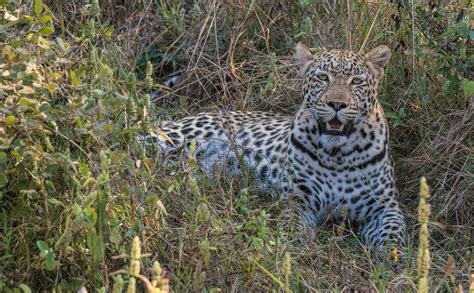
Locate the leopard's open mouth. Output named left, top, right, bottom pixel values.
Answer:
left=319, top=118, right=352, bottom=136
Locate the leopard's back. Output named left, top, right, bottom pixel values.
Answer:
left=141, top=111, right=292, bottom=194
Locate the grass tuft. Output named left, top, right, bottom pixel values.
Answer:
left=0, top=0, right=472, bottom=291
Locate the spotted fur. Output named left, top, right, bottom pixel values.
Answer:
left=141, top=43, right=406, bottom=247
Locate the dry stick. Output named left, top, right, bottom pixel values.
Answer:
left=226, top=0, right=256, bottom=107
left=47, top=126, right=93, bottom=162
left=187, top=10, right=211, bottom=71
left=347, top=0, right=352, bottom=50
left=358, top=3, right=382, bottom=54
left=185, top=2, right=217, bottom=107
left=187, top=0, right=217, bottom=72
left=213, top=0, right=230, bottom=103
left=254, top=9, right=270, bottom=54
left=410, top=0, right=416, bottom=84
left=134, top=0, right=153, bottom=36
left=195, top=0, right=217, bottom=67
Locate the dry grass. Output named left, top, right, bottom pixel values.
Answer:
left=1, top=0, right=472, bottom=291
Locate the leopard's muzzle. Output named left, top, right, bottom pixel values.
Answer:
left=318, top=118, right=353, bottom=136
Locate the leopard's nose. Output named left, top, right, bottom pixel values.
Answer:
left=327, top=101, right=348, bottom=111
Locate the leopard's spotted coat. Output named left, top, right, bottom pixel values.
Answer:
left=141, top=43, right=406, bottom=247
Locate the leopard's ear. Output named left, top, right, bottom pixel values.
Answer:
left=294, top=42, right=315, bottom=75
left=365, top=45, right=391, bottom=80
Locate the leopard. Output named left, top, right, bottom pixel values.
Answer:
left=140, top=43, right=406, bottom=248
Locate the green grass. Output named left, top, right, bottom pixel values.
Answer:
left=0, top=0, right=472, bottom=291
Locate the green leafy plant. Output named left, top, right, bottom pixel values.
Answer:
left=36, top=240, right=57, bottom=271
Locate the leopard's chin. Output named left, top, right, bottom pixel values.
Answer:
left=318, top=118, right=353, bottom=136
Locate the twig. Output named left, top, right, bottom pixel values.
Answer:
left=359, top=3, right=382, bottom=54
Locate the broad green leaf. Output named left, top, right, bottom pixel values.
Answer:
left=39, top=102, right=50, bottom=112
left=18, top=284, right=32, bottom=293
left=34, top=0, right=44, bottom=16
left=39, top=15, right=52, bottom=23
left=461, top=80, right=474, bottom=98
left=0, top=173, right=7, bottom=187
left=21, top=15, right=34, bottom=22
left=36, top=240, right=49, bottom=252
left=11, top=150, right=21, bottom=159
left=293, top=32, right=305, bottom=40
left=0, top=152, right=6, bottom=164
left=45, top=252, right=57, bottom=270
left=39, top=26, right=54, bottom=35
left=26, top=32, right=39, bottom=43
left=48, top=198, right=64, bottom=207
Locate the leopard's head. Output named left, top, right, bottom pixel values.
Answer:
left=294, top=43, right=390, bottom=137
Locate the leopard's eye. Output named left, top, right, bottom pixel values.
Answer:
left=317, top=74, right=328, bottom=81
left=351, top=78, right=363, bottom=85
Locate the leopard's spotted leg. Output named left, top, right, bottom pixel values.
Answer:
left=359, top=203, right=406, bottom=248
